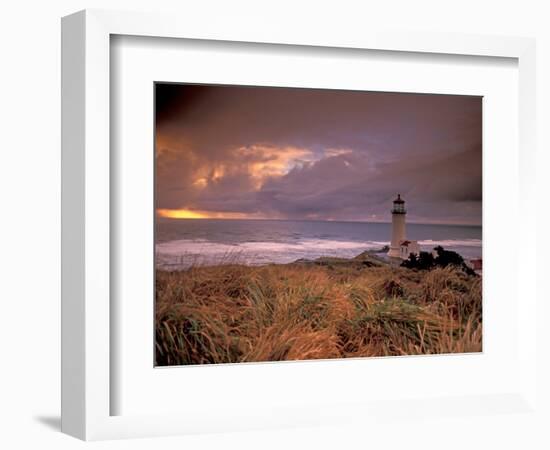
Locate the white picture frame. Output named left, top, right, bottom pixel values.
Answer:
left=61, top=9, right=538, bottom=441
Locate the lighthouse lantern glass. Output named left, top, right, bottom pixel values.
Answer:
left=393, top=201, right=405, bottom=214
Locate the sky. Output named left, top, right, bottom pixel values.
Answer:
left=155, top=84, right=482, bottom=225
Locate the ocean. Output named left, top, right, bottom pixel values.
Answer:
left=155, top=218, right=482, bottom=269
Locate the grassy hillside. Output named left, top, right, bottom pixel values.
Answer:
left=155, top=261, right=481, bottom=366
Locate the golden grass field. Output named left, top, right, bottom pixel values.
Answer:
left=155, top=257, right=482, bottom=366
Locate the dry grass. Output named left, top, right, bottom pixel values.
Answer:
left=155, top=263, right=482, bottom=366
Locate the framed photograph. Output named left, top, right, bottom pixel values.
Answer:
left=61, top=9, right=538, bottom=441
left=153, top=82, right=483, bottom=367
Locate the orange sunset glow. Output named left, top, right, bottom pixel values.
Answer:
left=157, top=209, right=208, bottom=219
left=157, top=208, right=266, bottom=220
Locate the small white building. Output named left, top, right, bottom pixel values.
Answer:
left=399, top=240, right=420, bottom=260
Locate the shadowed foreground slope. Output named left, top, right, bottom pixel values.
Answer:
left=155, top=262, right=481, bottom=366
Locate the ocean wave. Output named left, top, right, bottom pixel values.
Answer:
left=155, top=237, right=481, bottom=269
left=156, top=238, right=386, bottom=268
left=418, top=239, right=482, bottom=247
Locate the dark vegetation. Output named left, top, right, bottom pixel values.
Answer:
left=401, top=246, right=477, bottom=276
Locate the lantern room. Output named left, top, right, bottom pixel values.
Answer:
left=392, top=194, right=406, bottom=214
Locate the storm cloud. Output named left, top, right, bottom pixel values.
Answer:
left=155, top=84, right=482, bottom=225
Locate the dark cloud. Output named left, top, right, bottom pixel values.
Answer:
left=155, top=84, right=482, bottom=225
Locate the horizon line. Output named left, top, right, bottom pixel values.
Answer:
left=156, top=216, right=482, bottom=227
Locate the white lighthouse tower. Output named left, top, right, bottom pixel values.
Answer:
left=388, top=194, right=407, bottom=258
left=388, top=194, right=420, bottom=259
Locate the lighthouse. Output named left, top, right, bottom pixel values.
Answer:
left=388, top=194, right=407, bottom=258
left=387, top=194, right=420, bottom=259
